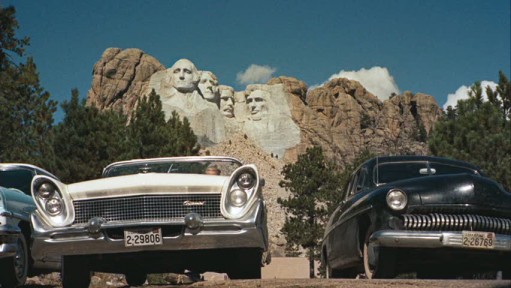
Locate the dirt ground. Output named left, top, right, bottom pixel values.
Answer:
left=22, top=279, right=511, bottom=288
left=22, top=258, right=511, bottom=288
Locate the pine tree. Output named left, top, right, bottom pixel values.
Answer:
left=0, top=6, right=56, bottom=169
left=128, top=90, right=198, bottom=158
left=277, top=146, right=342, bottom=278
left=429, top=72, right=511, bottom=191
left=128, top=90, right=169, bottom=159
left=53, top=89, right=131, bottom=182
left=128, top=89, right=198, bottom=159
left=164, top=111, right=199, bottom=156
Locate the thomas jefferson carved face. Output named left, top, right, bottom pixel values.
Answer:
left=246, top=90, right=268, bottom=120
left=198, top=71, right=219, bottom=102
left=170, top=59, right=199, bottom=93
left=219, top=86, right=235, bottom=118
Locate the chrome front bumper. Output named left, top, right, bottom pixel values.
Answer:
left=30, top=201, right=268, bottom=269
left=370, top=230, right=511, bottom=251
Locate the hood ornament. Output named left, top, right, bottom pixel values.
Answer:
left=183, top=200, right=206, bottom=206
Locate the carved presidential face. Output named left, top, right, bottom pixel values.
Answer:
left=246, top=90, right=268, bottom=120
left=198, top=71, right=219, bottom=102
left=219, top=88, right=235, bottom=118
left=170, top=59, right=199, bottom=93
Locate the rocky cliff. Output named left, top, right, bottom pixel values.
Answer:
left=86, top=48, right=442, bottom=165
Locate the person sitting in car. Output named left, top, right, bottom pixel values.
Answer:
left=205, top=164, right=221, bottom=175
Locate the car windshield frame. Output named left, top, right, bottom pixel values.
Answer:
left=102, top=157, right=243, bottom=178
left=373, top=160, right=478, bottom=186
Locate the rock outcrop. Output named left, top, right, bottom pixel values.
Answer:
left=86, top=48, right=165, bottom=113
left=86, top=48, right=443, bottom=166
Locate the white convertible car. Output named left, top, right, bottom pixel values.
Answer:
left=30, top=156, right=269, bottom=287
left=1, top=163, right=58, bottom=288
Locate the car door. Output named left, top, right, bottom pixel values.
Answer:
left=325, top=167, right=368, bottom=269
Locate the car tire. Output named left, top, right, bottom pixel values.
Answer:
left=125, top=271, right=147, bottom=286
left=227, top=248, right=262, bottom=279
left=363, top=229, right=396, bottom=279
left=326, top=262, right=358, bottom=279
left=61, top=255, right=91, bottom=288
left=0, top=236, right=28, bottom=288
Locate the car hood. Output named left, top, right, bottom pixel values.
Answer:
left=394, top=174, right=511, bottom=209
left=66, top=173, right=229, bottom=201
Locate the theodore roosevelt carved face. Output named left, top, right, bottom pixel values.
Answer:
left=169, top=59, right=199, bottom=93
left=246, top=90, right=269, bottom=120
left=219, top=85, right=235, bottom=118
left=198, top=71, right=219, bottom=103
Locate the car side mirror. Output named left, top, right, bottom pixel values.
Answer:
left=260, top=178, right=266, bottom=187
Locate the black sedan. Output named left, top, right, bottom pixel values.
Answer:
left=321, top=155, right=511, bottom=279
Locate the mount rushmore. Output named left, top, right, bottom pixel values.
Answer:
left=86, top=48, right=443, bottom=164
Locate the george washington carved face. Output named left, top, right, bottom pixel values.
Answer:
left=169, top=59, right=199, bottom=93
left=246, top=90, right=269, bottom=120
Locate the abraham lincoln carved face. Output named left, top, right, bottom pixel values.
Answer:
left=246, top=90, right=269, bottom=120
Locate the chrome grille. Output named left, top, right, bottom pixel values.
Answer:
left=73, top=194, right=223, bottom=225
left=402, top=213, right=511, bottom=234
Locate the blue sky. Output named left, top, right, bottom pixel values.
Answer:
left=5, top=0, right=510, bottom=121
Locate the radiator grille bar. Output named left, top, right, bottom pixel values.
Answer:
left=73, top=194, right=223, bottom=225
left=402, top=213, right=511, bottom=234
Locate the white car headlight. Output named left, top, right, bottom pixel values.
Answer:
left=229, top=189, right=247, bottom=207
left=37, top=182, right=55, bottom=199
left=237, top=172, right=255, bottom=189
left=45, top=197, right=63, bottom=215
left=386, top=189, right=407, bottom=211
left=33, top=179, right=66, bottom=217
left=222, top=165, right=261, bottom=219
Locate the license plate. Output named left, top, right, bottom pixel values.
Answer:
left=124, top=228, right=162, bottom=247
left=462, top=231, right=495, bottom=249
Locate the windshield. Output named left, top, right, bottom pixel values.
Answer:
left=0, top=169, right=33, bottom=195
left=103, top=159, right=242, bottom=178
left=374, top=161, right=476, bottom=185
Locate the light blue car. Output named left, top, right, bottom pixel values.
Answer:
left=0, top=164, right=58, bottom=288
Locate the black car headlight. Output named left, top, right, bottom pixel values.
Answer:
left=386, top=189, right=407, bottom=211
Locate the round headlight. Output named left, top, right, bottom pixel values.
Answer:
left=38, top=183, right=55, bottom=199
left=45, top=197, right=63, bottom=215
left=237, top=173, right=255, bottom=189
left=386, top=189, right=407, bottom=211
left=229, top=189, right=248, bottom=207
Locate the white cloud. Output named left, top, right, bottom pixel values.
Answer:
left=236, top=64, right=277, bottom=85
left=443, top=80, right=498, bottom=109
left=319, top=66, right=401, bottom=100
